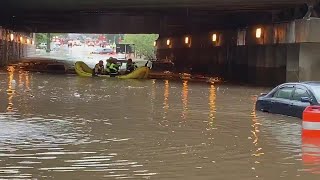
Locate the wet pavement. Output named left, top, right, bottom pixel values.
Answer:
left=0, top=67, right=320, bottom=179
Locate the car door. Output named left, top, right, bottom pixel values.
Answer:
left=290, top=86, right=311, bottom=118
left=270, top=85, right=295, bottom=116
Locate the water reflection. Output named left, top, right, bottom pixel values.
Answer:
left=208, top=84, right=216, bottom=129
left=250, top=96, right=264, bottom=159
left=162, top=80, right=169, bottom=120
left=150, top=79, right=156, bottom=117
left=21, top=70, right=32, bottom=114
left=181, top=80, right=188, bottom=120
left=18, top=70, right=23, bottom=87
left=0, top=70, right=320, bottom=179
left=6, top=66, right=15, bottom=112
left=25, top=72, right=30, bottom=90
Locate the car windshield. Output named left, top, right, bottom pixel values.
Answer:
left=310, top=86, right=320, bottom=103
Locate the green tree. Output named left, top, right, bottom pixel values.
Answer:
left=123, top=34, right=158, bottom=59
left=35, top=33, right=66, bottom=44
left=35, top=33, right=47, bottom=44
left=104, top=34, right=124, bottom=44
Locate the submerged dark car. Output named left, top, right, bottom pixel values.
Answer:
left=255, top=82, right=320, bottom=118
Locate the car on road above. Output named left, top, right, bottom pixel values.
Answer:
left=87, top=42, right=95, bottom=47
left=37, top=43, right=47, bottom=49
left=255, top=82, right=320, bottom=118
left=54, top=41, right=61, bottom=46
left=91, top=48, right=114, bottom=55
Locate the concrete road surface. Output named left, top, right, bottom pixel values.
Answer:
left=32, top=44, right=147, bottom=68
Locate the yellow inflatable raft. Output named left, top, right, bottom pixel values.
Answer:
left=74, top=61, right=149, bottom=79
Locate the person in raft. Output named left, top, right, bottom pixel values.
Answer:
left=145, top=60, right=153, bottom=69
left=109, top=58, right=120, bottom=76
left=93, top=60, right=104, bottom=76
left=105, top=57, right=113, bottom=75
left=126, top=59, right=137, bottom=73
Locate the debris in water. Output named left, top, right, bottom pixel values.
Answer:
left=11, top=80, right=16, bottom=88
left=74, top=93, right=81, bottom=97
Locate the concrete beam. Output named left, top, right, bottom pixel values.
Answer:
left=0, top=1, right=308, bottom=34
left=3, top=11, right=281, bottom=34
left=4, top=0, right=307, bottom=12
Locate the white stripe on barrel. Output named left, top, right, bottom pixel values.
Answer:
left=303, top=121, right=320, bottom=130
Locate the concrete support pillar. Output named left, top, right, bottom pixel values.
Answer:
left=46, top=33, right=51, bottom=53
left=1, top=31, right=9, bottom=66
left=0, top=40, right=5, bottom=67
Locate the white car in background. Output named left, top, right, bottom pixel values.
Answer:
left=87, top=42, right=95, bottom=47
left=116, top=53, right=126, bottom=60
left=91, top=48, right=114, bottom=54
left=54, top=41, right=61, bottom=46
left=38, top=43, right=47, bottom=49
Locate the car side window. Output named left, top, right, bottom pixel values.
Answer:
left=292, top=88, right=309, bottom=101
left=273, top=87, right=294, bottom=99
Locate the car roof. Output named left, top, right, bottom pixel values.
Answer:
left=301, top=81, right=320, bottom=86
left=280, top=82, right=320, bottom=88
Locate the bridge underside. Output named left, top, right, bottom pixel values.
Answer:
left=0, top=0, right=314, bottom=33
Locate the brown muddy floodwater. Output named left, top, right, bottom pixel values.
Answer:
left=0, top=67, right=319, bottom=180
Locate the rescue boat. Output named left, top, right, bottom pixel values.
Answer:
left=74, top=61, right=149, bottom=79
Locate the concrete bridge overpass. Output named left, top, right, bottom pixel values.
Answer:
left=1, top=0, right=320, bottom=85
left=0, top=0, right=315, bottom=33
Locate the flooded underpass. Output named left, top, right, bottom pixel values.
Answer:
left=0, top=68, right=319, bottom=180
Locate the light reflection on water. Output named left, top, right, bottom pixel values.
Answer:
left=6, top=66, right=15, bottom=112
left=163, top=80, right=169, bottom=116
left=251, top=95, right=263, bottom=159
left=208, top=84, right=216, bottom=129
left=0, top=69, right=319, bottom=179
left=181, top=80, right=188, bottom=120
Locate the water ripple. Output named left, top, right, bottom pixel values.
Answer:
left=0, top=71, right=319, bottom=179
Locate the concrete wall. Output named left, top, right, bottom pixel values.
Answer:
left=0, top=28, right=35, bottom=67
left=156, top=18, right=320, bottom=85
left=299, top=43, right=320, bottom=81
left=286, top=44, right=300, bottom=82
left=157, top=44, right=289, bottom=85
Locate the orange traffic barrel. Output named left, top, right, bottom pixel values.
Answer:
left=302, top=106, right=320, bottom=174
left=302, top=137, right=320, bottom=174
left=302, top=106, right=320, bottom=138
